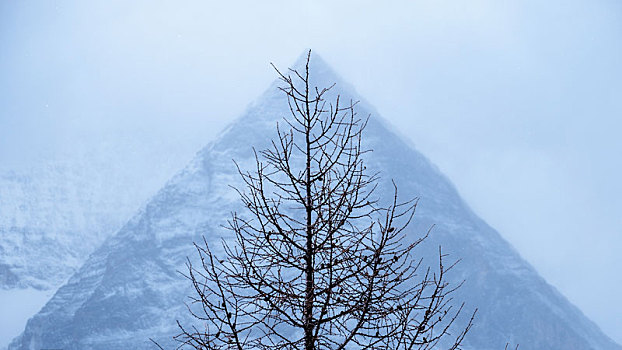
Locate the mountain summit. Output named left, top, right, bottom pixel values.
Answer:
left=10, top=53, right=621, bottom=350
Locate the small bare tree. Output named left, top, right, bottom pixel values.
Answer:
left=173, top=51, right=475, bottom=350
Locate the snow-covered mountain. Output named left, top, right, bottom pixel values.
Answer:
left=9, top=54, right=621, bottom=350
left=0, top=135, right=202, bottom=290
left=0, top=161, right=138, bottom=349
left=0, top=140, right=194, bottom=349
left=0, top=164, right=128, bottom=291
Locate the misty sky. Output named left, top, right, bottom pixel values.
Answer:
left=1, top=0, right=621, bottom=344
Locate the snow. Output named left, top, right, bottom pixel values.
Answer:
left=0, top=141, right=192, bottom=349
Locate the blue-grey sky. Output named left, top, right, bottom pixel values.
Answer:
left=1, top=0, right=621, bottom=344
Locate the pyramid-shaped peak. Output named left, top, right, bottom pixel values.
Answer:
left=277, top=50, right=350, bottom=92
left=221, top=50, right=362, bottom=144
left=290, top=49, right=329, bottom=71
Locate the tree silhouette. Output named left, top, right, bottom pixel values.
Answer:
left=172, top=51, right=475, bottom=350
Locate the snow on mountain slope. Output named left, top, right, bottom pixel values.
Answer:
left=1, top=163, right=131, bottom=290
left=0, top=140, right=193, bottom=349
left=9, top=54, right=621, bottom=350
left=0, top=162, right=135, bottom=349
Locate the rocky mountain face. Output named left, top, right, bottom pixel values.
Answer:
left=0, top=160, right=150, bottom=350
left=9, top=54, right=621, bottom=350
left=0, top=137, right=195, bottom=292
left=0, top=163, right=132, bottom=291
left=0, top=142, right=191, bottom=349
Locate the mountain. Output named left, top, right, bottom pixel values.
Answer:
left=0, top=134, right=203, bottom=291
left=0, top=163, right=128, bottom=291
left=0, top=141, right=192, bottom=349
left=0, top=160, right=139, bottom=349
left=9, top=53, right=621, bottom=350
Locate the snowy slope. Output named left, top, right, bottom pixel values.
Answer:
left=9, top=54, right=621, bottom=350
left=0, top=134, right=199, bottom=291
left=0, top=142, right=190, bottom=349
left=0, top=163, right=131, bottom=290
left=0, top=162, right=140, bottom=349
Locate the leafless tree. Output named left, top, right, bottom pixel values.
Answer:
left=171, top=51, right=476, bottom=350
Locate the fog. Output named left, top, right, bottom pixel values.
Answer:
left=1, top=0, right=621, bottom=344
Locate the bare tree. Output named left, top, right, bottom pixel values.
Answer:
left=172, top=51, right=475, bottom=350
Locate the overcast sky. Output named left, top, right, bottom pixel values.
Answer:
left=1, top=0, right=621, bottom=344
